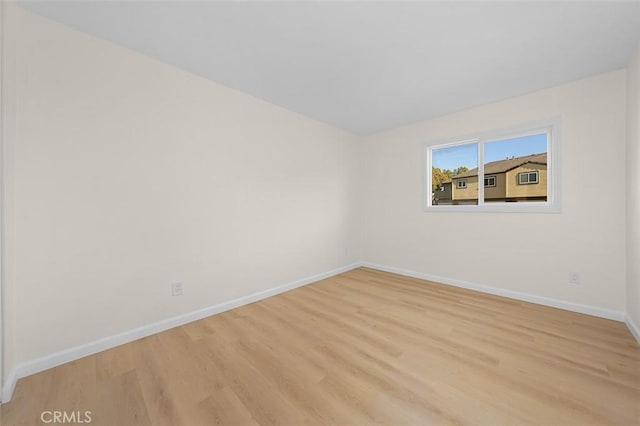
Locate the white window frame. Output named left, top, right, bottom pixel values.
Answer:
left=456, top=180, right=467, bottom=189
left=484, top=175, right=497, bottom=188
left=423, top=119, right=561, bottom=213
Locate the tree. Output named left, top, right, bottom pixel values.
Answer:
left=432, top=166, right=470, bottom=191
left=431, top=167, right=449, bottom=191
left=452, top=166, right=469, bottom=176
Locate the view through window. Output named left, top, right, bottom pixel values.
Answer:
left=428, top=127, right=553, bottom=209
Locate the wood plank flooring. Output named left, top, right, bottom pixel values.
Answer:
left=1, top=267, right=639, bottom=425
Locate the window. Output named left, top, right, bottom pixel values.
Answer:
left=425, top=120, right=559, bottom=212
left=484, top=176, right=496, bottom=187
left=518, top=171, right=539, bottom=185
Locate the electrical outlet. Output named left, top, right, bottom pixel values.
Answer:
left=171, top=282, right=184, bottom=296
left=569, top=272, right=581, bottom=285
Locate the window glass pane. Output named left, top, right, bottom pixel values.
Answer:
left=432, top=143, right=478, bottom=205
left=483, top=133, right=547, bottom=203
left=484, top=176, right=496, bottom=187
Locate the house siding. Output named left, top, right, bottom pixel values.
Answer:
left=483, top=173, right=507, bottom=200
left=452, top=175, right=479, bottom=201
left=505, top=164, right=547, bottom=199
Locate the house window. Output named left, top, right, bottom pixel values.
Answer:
left=484, top=176, right=496, bottom=187
left=518, top=171, right=539, bottom=185
left=425, top=120, right=559, bottom=212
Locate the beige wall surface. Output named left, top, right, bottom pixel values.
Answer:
left=627, top=46, right=640, bottom=330
left=2, top=5, right=361, bottom=383
left=362, top=70, right=627, bottom=313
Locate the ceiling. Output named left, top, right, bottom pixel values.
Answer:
left=18, top=1, right=640, bottom=135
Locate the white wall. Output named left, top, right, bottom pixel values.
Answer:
left=627, top=46, right=640, bottom=332
left=2, top=5, right=361, bottom=385
left=1, top=0, right=18, bottom=397
left=0, top=0, right=5, bottom=393
left=361, top=70, right=628, bottom=314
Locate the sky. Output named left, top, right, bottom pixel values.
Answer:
left=432, top=133, right=547, bottom=171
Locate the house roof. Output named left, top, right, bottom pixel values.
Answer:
left=451, top=152, right=547, bottom=179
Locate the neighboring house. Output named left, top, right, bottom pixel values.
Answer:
left=433, top=181, right=453, bottom=205
left=433, top=153, right=547, bottom=205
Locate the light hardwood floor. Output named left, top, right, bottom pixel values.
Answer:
left=1, top=267, right=639, bottom=425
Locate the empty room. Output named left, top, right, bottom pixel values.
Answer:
left=1, top=1, right=639, bottom=425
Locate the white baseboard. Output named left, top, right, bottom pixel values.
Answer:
left=2, top=260, right=634, bottom=403
left=625, top=315, right=640, bottom=344
left=2, top=370, right=17, bottom=405
left=361, top=262, right=626, bottom=322
left=1, top=262, right=361, bottom=403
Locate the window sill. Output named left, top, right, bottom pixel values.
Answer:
left=424, top=203, right=561, bottom=213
